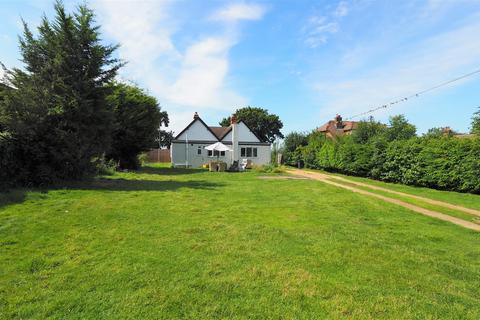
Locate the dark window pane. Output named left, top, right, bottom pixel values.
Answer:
left=220, top=151, right=225, bottom=156
left=197, top=147, right=201, bottom=155
left=241, top=148, right=246, bottom=157
left=208, top=150, right=212, bottom=156
left=246, top=147, right=252, bottom=157
left=253, top=148, right=257, bottom=157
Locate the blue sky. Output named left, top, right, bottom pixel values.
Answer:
left=1, top=0, right=480, bottom=135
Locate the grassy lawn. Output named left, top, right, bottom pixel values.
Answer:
left=317, top=174, right=480, bottom=224
left=1, top=164, right=479, bottom=319
left=320, top=169, right=480, bottom=211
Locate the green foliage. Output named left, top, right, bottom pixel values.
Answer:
left=424, top=127, right=445, bottom=138
left=106, top=82, right=168, bottom=169
left=385, top=115, right=417, bottom=141
left=158, top=130, right=174, bottom=149
left=252, top=163, right=285, bottom=173
left=294, top=114, right=480, bottom=193
left=282, top=131, right=308, bottom=165
left=471, top=107, right=480, bottom=135
left=352, top=116, right=386, bottom=144
left=1, top=165, right=480, bottom=318
left=220, top=106, right=284, bottom=143
left=298, top=130, right=326, bottom=168
left=0, top=1, right=122, bottom=187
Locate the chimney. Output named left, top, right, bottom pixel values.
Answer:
left=335, top=114, right=344, bottom=129
left=230, top=114, right=238, bottom=124
left=231, top=114, right=239, bottom=166
left=193, top=112, right=199, bottom=119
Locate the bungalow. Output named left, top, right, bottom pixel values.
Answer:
left=171, top=112, right=271, bottom=168
left=318, top=114, right=358, bottom=138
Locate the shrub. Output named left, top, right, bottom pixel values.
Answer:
left=293, top=114, right=480, bottom=193
left=252, top=164, right=286, bottom=173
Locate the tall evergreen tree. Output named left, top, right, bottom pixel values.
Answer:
left=0, top=1, right=122, bottom=185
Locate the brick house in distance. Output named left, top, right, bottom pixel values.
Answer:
left=318, top=114, right=358, bottom=138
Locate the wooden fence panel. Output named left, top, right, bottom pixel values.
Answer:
left=146, top=149, right=171, bottom=163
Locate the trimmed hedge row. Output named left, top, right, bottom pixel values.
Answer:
left=298, top=135, right=480, bottom=193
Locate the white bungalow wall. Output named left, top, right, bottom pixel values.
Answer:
left=221, top=122, right=260, bottom=143
left=176, top=120, right=217, bottom=141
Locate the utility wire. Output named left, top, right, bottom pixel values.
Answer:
left=346, top=67, right=480, bottom=120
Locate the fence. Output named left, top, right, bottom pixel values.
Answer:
left=146, top=149, right=171, bottom=163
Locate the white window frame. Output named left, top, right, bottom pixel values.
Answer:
left=240, top=147, right=257, bottom=158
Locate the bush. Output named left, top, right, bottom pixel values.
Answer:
left=292, top=114, right=480, bottom=193
left=252, top=164, right=286, bottom=173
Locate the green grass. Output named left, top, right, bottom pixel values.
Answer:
left=316, top=169, right=480, bottom=211
left=321, top=175, right=480, bottom=224
left=1, top=164, right=480, bottom=319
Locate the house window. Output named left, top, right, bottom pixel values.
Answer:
left=240, top=147, right=257, bottom=157
left=208, top=150, right=225, bottom=157
left=197, top=146, right=202, bottom=155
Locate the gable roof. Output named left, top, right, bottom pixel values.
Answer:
left=174, top=115, right=267, bottom=143
left=174, top=116, right=219, bottom=140
left=209, top=126, right=231, bottom=140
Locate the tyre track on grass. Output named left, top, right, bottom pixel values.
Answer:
left=287, top=169, right=480, bottom=232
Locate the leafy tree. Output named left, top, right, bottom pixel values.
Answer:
left=385, top=115, right=416, bottom=141
left=0, top=1, right=122, bottom=186
left=220, top=106, right=284, bottom=143
left=158, top=130, right=174, bottom=149
left=107, top=83, right=168, bottom=169
left=282, top=131, right=308, bottom=165
left=424, top=127, right=444, bottom=138
left=471, top=107, right=480, bottom=135
left=423, top=127, right=456, bottom=138
left=352, top=116, right=386, bottom=144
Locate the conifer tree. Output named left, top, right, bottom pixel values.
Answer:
left=0, top=1, right=122, bottom=185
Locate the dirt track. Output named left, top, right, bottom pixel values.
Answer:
left=288, top=169, right=480, bottom=232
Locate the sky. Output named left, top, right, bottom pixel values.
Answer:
left=1, top=0, right=480, bottom=135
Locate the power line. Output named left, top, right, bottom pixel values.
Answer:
left=346, top=67, right=480, bottom=120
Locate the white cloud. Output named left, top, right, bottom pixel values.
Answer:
left=94, top=1, right=263, bottom=133
left=210, top=3, right=267, bottom=22
left=311, top=16, right=480, bottom=122
left=303, top=1, right=349, bottom=48
left=334, top=1, right=349, bottom=17
left=167, top=37, right=247, bottom=108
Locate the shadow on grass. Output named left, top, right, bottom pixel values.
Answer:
left=0, top=190, right=26, bottom=210
left=63, top=178, right=224, bottom=192
left=136, top=166, right=207, bottom=176
left=0, top=179, right=223, bottom=210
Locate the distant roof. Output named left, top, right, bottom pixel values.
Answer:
left=318, top=120, right=358, bottom=133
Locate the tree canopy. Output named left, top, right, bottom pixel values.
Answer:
left=107, top=82, right=168, bottom=169
left=352, top=116, right=386, bottom=144
left=385, top=115, right=417, bottom=141
left=0, top=1, right=123, bottom=186
left=471, top=108, right=480, bottom=135
left=220, top=107, right=284, bottom=143
left=282, top=131, right=308, bottom=165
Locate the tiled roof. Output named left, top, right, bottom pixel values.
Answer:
left=318, top=120, right=358, bottom=133
left=209, top=126, right=231, bottom=140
